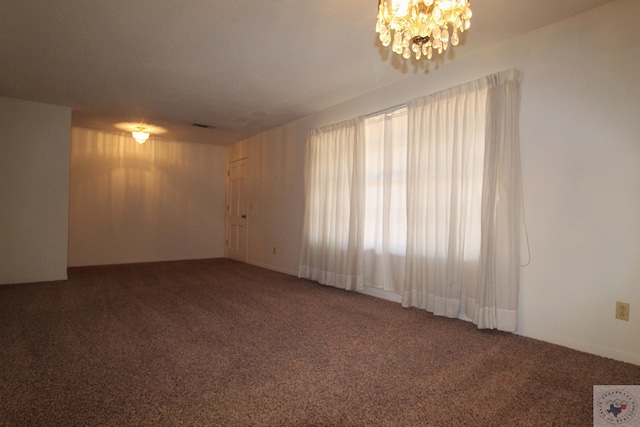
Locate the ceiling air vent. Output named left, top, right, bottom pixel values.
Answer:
left=192, top=123, right=215, bottom=129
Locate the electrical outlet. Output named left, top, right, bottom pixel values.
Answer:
left=616, top=301, right=630, bottom=321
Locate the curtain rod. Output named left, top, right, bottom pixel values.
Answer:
left=364, top=103, right=406, bottom=119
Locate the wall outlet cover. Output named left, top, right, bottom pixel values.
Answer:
left=616, top=301, right=630, bottom=321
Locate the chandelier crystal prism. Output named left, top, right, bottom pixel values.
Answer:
left=376, top=0, right=472, bottom=60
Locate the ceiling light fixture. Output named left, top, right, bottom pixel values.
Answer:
left=376, top=0, right=472, bottom=60
left=132, top=127, right=150, bottom=144
left=116, top=122, right=167, bottom=142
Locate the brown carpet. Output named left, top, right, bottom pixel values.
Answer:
left=0, top=258, right=638, bottom=426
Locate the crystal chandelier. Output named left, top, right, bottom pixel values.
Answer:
left=376, top=0, right=472, bottom=60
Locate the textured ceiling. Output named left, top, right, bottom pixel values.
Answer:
left=0, top=0, right=615, bottom=145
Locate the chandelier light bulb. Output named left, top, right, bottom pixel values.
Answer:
left=376, top=0, right=472, bottom=60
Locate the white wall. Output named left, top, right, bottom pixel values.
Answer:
left=68, top=127, right=226, bottom=266
left=228, top=0, right=640, bottom=364
left=0, top=97, right=71, bottom=285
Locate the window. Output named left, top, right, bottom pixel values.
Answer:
left=299, top=70, right=522, bottom=332
left=363, top=108, right=408, bottom=255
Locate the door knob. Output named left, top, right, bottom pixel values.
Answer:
left=241, top=215, right=247, bottom=219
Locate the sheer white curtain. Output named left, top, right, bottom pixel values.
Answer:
left=299, top=70, right=522, bottom=332
left=298, top=119, right=365, bottom=290
left=403, top=80, right=486, bottom=319
left=472, top=70, right=523, bottom=330
left=402, top=69, right=522, bottom=331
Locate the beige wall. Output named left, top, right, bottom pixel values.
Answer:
left=228, top=0, right=640, bottom=364
left=0, top=97, right=71, bottom=285
left=68, top=127, right=226, bottom=266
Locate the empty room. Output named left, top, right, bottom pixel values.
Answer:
left=1, top=1, right=639, bottom=426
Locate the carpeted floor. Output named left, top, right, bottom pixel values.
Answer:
left=0, top=258, right=638, bottom=426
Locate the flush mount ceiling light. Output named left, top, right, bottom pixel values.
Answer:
left=376, top=0, right=472, bottom=60
left=115, top=122, right=167, bottom=144
left=132, top=127, right=150, bottom=144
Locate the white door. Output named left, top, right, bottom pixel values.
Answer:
left=226, top=158, right=248, bottom=262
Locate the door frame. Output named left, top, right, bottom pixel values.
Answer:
left=225, top=157, right=248, bottom=262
